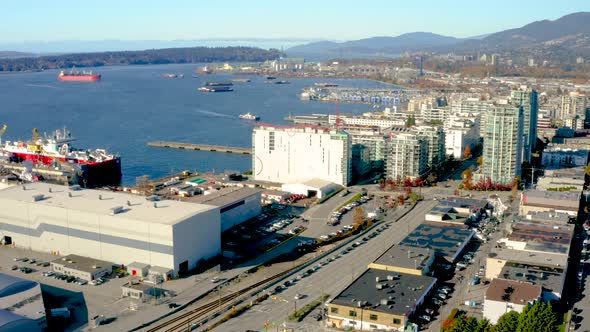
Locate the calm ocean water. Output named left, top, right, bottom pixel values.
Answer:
left=0, top=64, right=393, bottom=186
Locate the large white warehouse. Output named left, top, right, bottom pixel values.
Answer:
left=253, top=125, right=352, bottom=186
left=0, top=183, right=220, bottom=275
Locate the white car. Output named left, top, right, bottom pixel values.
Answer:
left=419, top=315, right=431, bottom=322
left=294, top=293, right=304, bottom=300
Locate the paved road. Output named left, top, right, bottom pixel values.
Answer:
left=208, top=200, right=438, bottom=332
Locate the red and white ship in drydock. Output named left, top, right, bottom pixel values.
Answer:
left=1, top=127, right=121, bottom=187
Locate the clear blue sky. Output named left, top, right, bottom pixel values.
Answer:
left=2, top=0, right=588, bottom=42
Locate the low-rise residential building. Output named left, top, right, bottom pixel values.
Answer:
left=326, top=269, right=436, bottom=331
left=542, top=145, right=589, bottom=169
left=483, top=278, right=541, bottom=324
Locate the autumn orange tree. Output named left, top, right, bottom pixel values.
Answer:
left=463, top=145, right=472, bottom=159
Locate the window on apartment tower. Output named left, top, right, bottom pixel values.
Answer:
left=349, top=310, right=357, bottom=317
left=331, top=307, right=339, bottom=314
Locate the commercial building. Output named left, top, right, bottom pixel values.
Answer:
left=252, top=125, right=352, bottom=186
left=188, top=187, right=261, bottom=232
left=51, top=255, right=113, bottom=281
left=326, top=269, right=436, bottom=331
left=520, top=190, right=581, bottom=216
left=483, top=278, right=541, bottom=324
left=0, top=273, right=46, bottom=330
left=399, top=221, right=474, bottom=262
left=368, top=245, right=435, bottom=276
left=0, top=183, right=221, bottom=275
left=511, top=89, right=538, bottom=163
left=536, top=167, right=586, bottom=191
left=481, top=106, right=524, bottom=185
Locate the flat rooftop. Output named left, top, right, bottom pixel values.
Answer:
left=488, top=247, right=567, bottom=268
left=371, top=245, right=433, bottom=272
left=399, top=221, right=474, bottom=261
left=329, top=269, right=436, bottom=317
left=186, top=187, right=261, bottom=207
left=506, top=222, right=573, bottom=254
left=0, top=182, right=217, bottom=225
left=498, top=262, right=565, bottom=294
left=51, top=254, right=113, bottom=273
left=439, top=197, right=490, bottom=209
left=524, top=211, right=573, bottom=225
left=521, top=190, right=581, bottom=210
left=486, top=278, right=541, bottom=304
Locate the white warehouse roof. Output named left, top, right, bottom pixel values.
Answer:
left=0, top=182, right=217, bottom=225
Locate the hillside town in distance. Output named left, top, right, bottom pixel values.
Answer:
left=3, top=9, right=590, bottom=332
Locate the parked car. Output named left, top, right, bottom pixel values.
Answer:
left=472, top=277, right=481, bottom=285
left=42, top=271, right=55, bottom=277
left=10, top=265, right=18, bottom=271
left=419, top=315, right=431, bottom=322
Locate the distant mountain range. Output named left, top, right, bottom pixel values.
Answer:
left=287, top=12, right=590, bottom=58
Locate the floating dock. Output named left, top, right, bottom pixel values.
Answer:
left=148, top=141, right=251, bottom=154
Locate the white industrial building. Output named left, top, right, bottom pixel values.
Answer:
left=282, top=178, right=342, bottom=199
left=253, top=125, right=351, bottom=186
left=189, top=187, right=262, bottom=232
left=0, top=183, right=220, bottom=276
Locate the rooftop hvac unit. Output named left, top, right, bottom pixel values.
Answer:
left=110, top=206, right=124, bottom=215
left=92, top=265, right=100, bottom=269
left=380, top=299, right=390, bottom=305
left=32, top=194, right=45, bottom=202
left=375, top=276, right=380, bottom=283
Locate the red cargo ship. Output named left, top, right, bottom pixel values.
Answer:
left=58, top=69, right=101, bottom=82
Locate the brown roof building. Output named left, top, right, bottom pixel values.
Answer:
left=483, top=278, right=542, bottom=324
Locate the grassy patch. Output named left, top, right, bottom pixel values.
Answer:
left=288, top=294, right=330, bottom=322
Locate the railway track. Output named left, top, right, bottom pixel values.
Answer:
left=145, top=266, right=299, bottom=332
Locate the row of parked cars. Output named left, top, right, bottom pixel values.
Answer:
left=416, top=285, right=453, bottom=325
left=328, top=196, right=371, bottom=226
left=319, top=225, right=354, bottom=241
left=13, top=257, right=50, bottom=267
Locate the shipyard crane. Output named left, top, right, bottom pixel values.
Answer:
left=28, top=128, right=43, bottom=155
left=0, top=124, right=7, bottom=144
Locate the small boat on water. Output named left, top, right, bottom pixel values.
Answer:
left=206, top=82, right=233, bottom=87
left=315, top=82, right=338, bottom=87
left=266, top=76, right=277, bottom=80
left=239, top=112, right=260, bottom=121
left=163, top=73, right=184, bottom=79
left=198, top=86, right=233, bottom=92
left=232, top=78, right=251, bottom=83
left=267, top=80, right=290, bottom=84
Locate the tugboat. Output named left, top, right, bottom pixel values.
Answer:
left=239, top=112, right=260, bottom=121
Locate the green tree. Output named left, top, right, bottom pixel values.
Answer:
left=516, top=302, right=558, bottom=332
left=494, top=311, right=520, bottom=332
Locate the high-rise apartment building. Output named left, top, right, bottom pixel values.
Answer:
left=384, top=129, right=429, bottom=180
left=252, top=125, right=351, bottom=186
left=481, top=107, right=524, bottom=185
left=511, top=88, right=538, bottom=163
